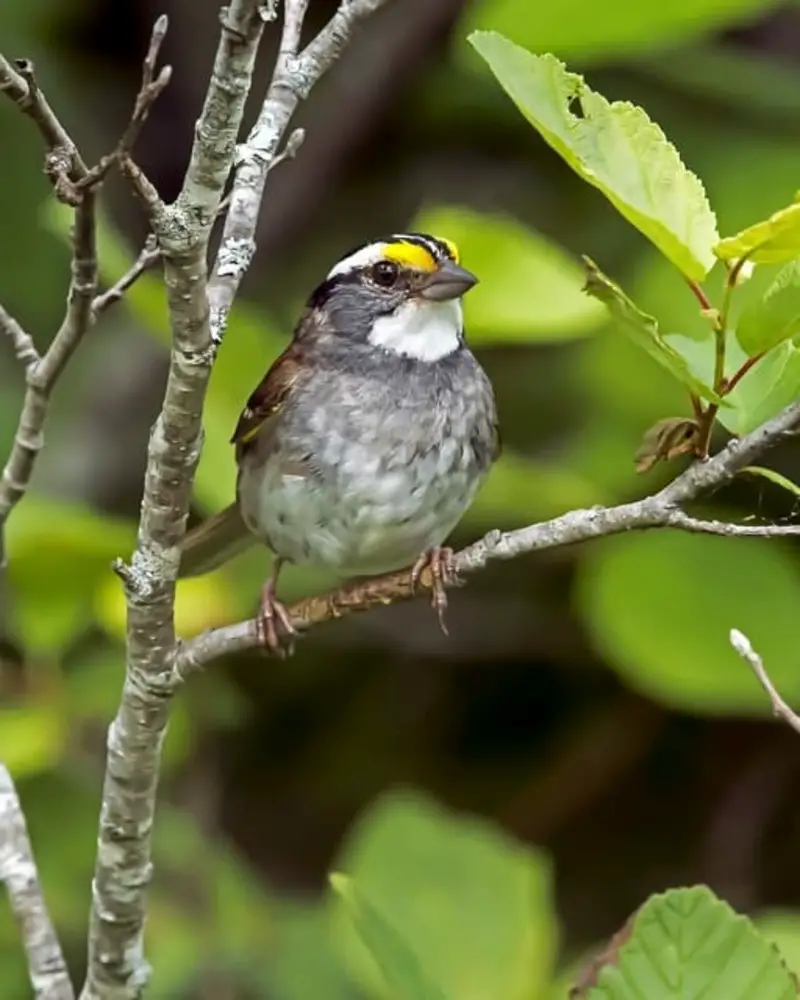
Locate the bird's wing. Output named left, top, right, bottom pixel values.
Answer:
left=231, top=342, right=307, bottom=461
left=179, top=343, right=311, bottom=578
left=178, top=502, right=254, bottom=578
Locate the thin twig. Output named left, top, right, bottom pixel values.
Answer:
left=0, top=56, right=88, bottom=184
left=0, top=763, right=74, bottom=1000
left=0, top=63, right=98, bottom=567
left=0, top=304, right=40, bottom=369
left=76, top=17, right=172, bottom=191
left=174, top=399, right=800, bottom=677
left=730, top=629, right=800, bottom=734
left=663, top=510, right=800, bottom=537
left=208, top=0, right=391, bottom=343
left=91, top=236, right=160, bottom=318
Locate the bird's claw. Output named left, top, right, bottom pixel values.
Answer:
left=410, top=546, right=456, bottom=636
left=257, top=583, right=297, bottom=658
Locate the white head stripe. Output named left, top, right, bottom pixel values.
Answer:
left=392, top=233, right=439, bottom=256
left=327, top=242, right=388, bottom=278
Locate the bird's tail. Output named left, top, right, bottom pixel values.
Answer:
left=179, top=503, right=255, bottom=578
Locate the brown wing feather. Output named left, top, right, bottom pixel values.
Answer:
left=231, top=342, right=309, bottom=462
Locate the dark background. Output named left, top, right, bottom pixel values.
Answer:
left=4, top=0, right=800, bottom=995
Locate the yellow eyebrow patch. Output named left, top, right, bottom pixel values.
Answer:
left=382, top=235, right=461, bottom=271
left=383, top=241, right=438, bottom=272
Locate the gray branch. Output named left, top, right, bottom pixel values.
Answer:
left=0, top=33, right=171, bottom=571
left=0, top=304, right=40, bottom=368
left=730, top=629, right=800, bottom=734
left=78, top=2, right=390, bottom=998
left=0, top=763, right=74, bottom=1000
left=175, top=400, right=800, bottom=675
left=0, top=59, right=98, bottom=570
left=208, top=0, right=391, bottom=342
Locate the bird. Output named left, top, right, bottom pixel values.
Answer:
left=179, top=232, right=500, bottom=653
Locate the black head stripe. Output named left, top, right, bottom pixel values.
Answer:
left=391, top=233, right=457, bottom=263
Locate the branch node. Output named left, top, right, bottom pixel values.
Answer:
left=111, top=558, right=134, bottom=587
left=120, top=155, right=164, bottom=216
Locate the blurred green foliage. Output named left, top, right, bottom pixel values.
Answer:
left=331, top=791, right=555, bottom=1000
left=5, top=0, right=800, bottom=996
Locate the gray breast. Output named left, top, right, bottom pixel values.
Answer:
left=238, top=345, right=497, bottom=575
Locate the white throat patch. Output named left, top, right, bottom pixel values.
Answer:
left=368, top=298, right=463, bottom=362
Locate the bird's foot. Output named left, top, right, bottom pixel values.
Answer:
left=410, top=546, right=457, bottom=636
left=256, top=581, right=297, bottom=658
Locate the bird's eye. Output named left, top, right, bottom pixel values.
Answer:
left=371, top=260, right=399, bottom=287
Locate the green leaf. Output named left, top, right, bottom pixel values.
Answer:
left=743, top=466, right=800, bottom=498
left=583, top=260, right=723, bottom=402
left=579, top=886, right=797, bottom=1000
left=715, top=198, right=800, bottom=264
left=330, top=789, right=556, bottom=1000
left=576, top=532, right=800, bottom=714
left=460, top=0, right=783, bottom=65
left=468, top=34, right=719, bottom=279
left=652, top=331, right=800, bottom=437
left=411, top=205, right=606, bottom=342
left=755, top=910, right=800, bottom=980
left=737, top=261, right=800, bottom=355
left=331, top=875, right=449, bottom=1000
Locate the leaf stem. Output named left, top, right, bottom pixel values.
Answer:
left=686, top=278, right=712, bottom=311
left=693, top=257, right=751, bottom=458
left=723, top=352, right=766, bottom=395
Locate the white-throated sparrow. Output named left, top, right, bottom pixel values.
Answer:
left=180, top=232, right=500, bottom=652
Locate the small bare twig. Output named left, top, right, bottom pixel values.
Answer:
left=0, top=305, right=39, bottom=369
left=0, top=62, right=98, bottom=568
left=0, top=22, right=172, bottom=572
left=663, top=510, right=800, bottom=537
left=729, top=629, right=800, bottom=735
left=0, top=763, right=74, bottom=1000
left=76, top=17, right=172, bottom=191
left=0, top=56, right=88, bottom=191
left=175, top=400, right=800, bottom=677
left=91, top=236, right=160, bottom=318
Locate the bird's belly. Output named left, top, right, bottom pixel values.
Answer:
left=244, top=451, right=481, bottom=576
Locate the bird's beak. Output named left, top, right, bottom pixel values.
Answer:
left=418, top=260, right=479, bottom=301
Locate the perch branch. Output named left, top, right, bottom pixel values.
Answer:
left=0, top=763, right=74, bottom=1000
left=175, top=400, right=800, bottom=676
left=208, top=0, right=391, bottom=342
left=729, top=629, right=800, bottom=734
